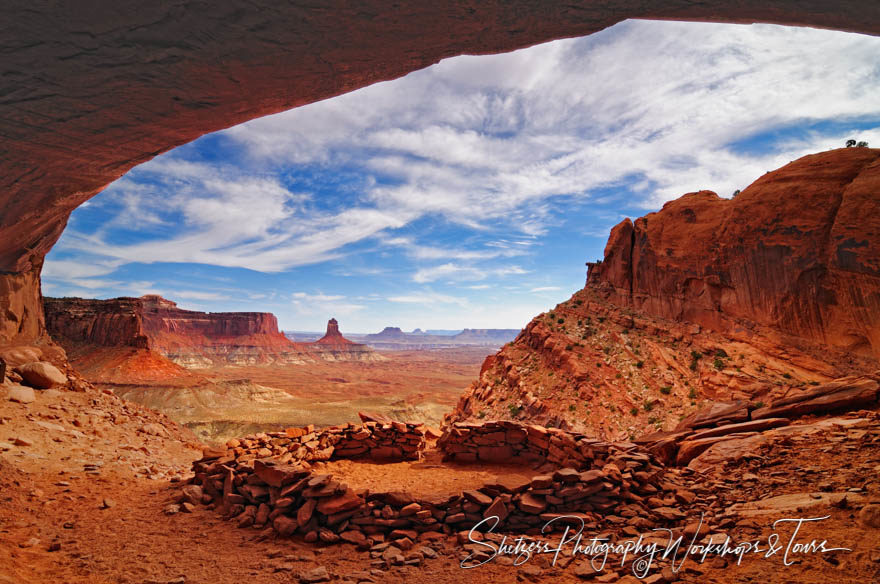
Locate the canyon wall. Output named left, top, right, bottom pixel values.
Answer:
left=587, top=148, right=880, bottom=361
left=449, top=149, right=880, bottom=438
left=45, top=295, right=313, bottom=368
left=3, top=2, right=880, bottom=349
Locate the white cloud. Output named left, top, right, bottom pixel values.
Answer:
left=387, top=292, right=467, bottom=306
left=170, top=290, right=228, bottom=301
left=530, top=286, right=561, bottom=292
left=291, top=292, right=365, bottom=318
left=412, top=263, right=528, bottom=283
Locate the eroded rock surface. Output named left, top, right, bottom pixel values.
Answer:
left=45, top=295, right=313, bottom=369
left=450, top=150, right=880, bottom=437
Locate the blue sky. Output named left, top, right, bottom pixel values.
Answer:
left=42, top=20, right=880, bottom=332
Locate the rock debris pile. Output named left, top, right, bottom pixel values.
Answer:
left=179, top=420, right=707, bottom=547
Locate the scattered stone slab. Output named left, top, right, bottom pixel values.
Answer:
left=731, top=492, right=869, bottom=517
left=7, top=384, right=35, bottom=404
left=299, top=566, right=330, bottom=583
left=752, top=375, right=879, bottom=419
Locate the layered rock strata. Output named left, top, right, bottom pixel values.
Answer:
left=45, top=295, right=312, bottom=369
left=449, top=150, right=880, bottom=436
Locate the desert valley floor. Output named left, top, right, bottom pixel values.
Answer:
left=110, top=348, right=488, bottom=443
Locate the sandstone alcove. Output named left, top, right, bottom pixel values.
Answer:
left=2, top=2, right=880, bottom=349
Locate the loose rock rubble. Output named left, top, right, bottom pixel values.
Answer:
left=182, top=419, right=709, bottom=548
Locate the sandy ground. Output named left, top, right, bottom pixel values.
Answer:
left=2, top=382, right=879, bottom=584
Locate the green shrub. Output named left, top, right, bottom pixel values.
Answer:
left=636, top=361, right=644, bottom=369
left=508, top=404, right=522, bottom=416
left=714, top=349, right=728, bottom=358
left=568, top=404, right=576, bottom=412
left=690, top=351, right=703, bottom=361
left=688, top=387, right=697, bottom=399
left=630, top=407, right=639, bottom=416
left=782, top=372, right=792, bottom=379
left=557, top=318, right=565, bottom=324
left=643, top=400, right=654, bottom=412
left=660, top=386, right=671, bottom=395
left=713, top=358, right=724, bottom=370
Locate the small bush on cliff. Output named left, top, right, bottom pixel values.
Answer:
left=508, top=404, right=522, bottom=417
left=691, top=351, right=703, bottom=361
left=636, top=360, right=644, bottom=369
left=688, top=387, right=697, bottom=399
left=630, top=407, right=639, bottom=416
left=660, top=385, right=671, bottom=395
left=643, top=400, right=655, bottom=412
left=714, top=349, right=728, bottom=358
left=713, top=358, right=725, bottom=370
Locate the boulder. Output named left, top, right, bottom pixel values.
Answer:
left=273, top=515, right=298, bottom=536
left=859, top=504, right=880, bottom=529
left=7, top=384, right=35, bottom=404
left=15, top=361, right=67, bottom=389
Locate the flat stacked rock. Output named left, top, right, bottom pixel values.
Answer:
left=180, top=420, right=694, bottom=547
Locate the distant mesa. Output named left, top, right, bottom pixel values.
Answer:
left=44, top=297, right=383, bottom=381
left=358, top=326, right=520, bottom=351
left=45, top=295, right=314, bottom=374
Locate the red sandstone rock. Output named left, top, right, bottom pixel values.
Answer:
left=588, top=150, right=880, bottom=362
left=687, top=418, right=791, bottom=441
left=273, top=515, right=298, bottom=537
left=752, top=375, right=880, bottom=419
left=13, top=362, right=67, bottom=389
left=305, top=319, right=382, bottom=362
left=447, top=150, right=880, bottom=436
left=44, top=296, right=311, bottom=369
left=315, top=490, right=362, bottom=515
left=676, top=432, right=760, bottom=466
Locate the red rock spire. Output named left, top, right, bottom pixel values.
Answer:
left=316, top=318, right=354, bottom=345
